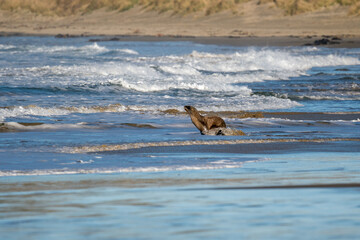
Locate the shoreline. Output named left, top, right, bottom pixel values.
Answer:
left=87, top=35, right=360, bottom=48
left=1, top=33, right=360, bottom=48
left=1, top=1, right=360, bottom=48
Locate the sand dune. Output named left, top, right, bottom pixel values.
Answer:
left=0, top=0, right=359, bottom=43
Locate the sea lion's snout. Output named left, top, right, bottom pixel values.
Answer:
left=184, top=106, right=191, bottom=112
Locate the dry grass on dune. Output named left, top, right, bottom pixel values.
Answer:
left=0, top=0, right=359, bottom=16
left=0, top=0, right=250, bottom=16
left=259, top=0, right=360, bottom=15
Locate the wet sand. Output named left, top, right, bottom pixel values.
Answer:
left=66, top=138, right=360, bottom=154
left=1, top=150, right=360, bottom=239
left=86, top=35, right=360, bottom=48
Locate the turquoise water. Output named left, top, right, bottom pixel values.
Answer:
left=0, top=36, right=360, bottom=239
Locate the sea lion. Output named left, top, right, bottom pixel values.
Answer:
left=184, top=105, right=226, bottom=135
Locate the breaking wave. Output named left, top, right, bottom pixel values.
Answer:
left=0, top=104, right=127, bottom=121
left=0, top=102, right=299, bottom=121
left=29, top=42, right=108, bottom=54
left=2, top=47, right=359, bottom=92
left=0, top=121, right=95, bottom=132
left=0, top=44, right=16, bottom=50
left=1, top=41, right=359, bottom=113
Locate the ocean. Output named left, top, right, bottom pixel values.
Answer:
left=1, top=36, right=359, bottom=239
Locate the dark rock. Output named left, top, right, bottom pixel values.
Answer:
left=314, top=38, right=330, bottom=45
left=55, top=34, right=85, bottom=38
left=331, top=36, right=342, bottom=41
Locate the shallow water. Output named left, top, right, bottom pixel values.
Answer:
left=1, top=152, right=360, bottom=239
left=0, top=37, right=359, bottom=239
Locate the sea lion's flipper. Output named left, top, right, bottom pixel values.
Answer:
left=216, top=130, right=224, bottom=135
left=202, top=127, right=246, bottom=136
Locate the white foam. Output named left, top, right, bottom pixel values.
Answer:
left=187, top=48, right=360, bottom=80
left=158, top=65, right=200, bottom=75
left=118, top=48, right=139, bottom=55
left=240, top=117, right=360, bottom=127
left=5, top=47, right=359, bottom=91
left=0, top=44, right=16, bottom=50
left=60, top=159, right=95, bottom=165
left=29, top=43, right=108, bottom=54
left=0, top=159, right=261, bottom=176
left=0, top=106, right=70, bottom=121
left=298, top=95, right=360, bottom=101
left=0, top=100, right=299, bottom=121
left=2, top=46, right=359, bottom=112
left=110, top=49, right=359, bottom=93
left=109, top=76, right=253, bottom=93
left=0, top=105, right=127, bottom=121
left=234, top=48, right=360, bottom=72
left=0, top=121, right=94, bottom=131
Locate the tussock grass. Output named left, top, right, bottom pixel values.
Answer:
left=0, top=0, right=140, bottom=16
left=0, top=0, right=251, bottom=16
left=0, top=0, right=358, bottom=16
left=259, top=0, right=360, bottom=15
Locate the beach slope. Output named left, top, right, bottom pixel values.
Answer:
left=0, top=0, right=360, bottom=39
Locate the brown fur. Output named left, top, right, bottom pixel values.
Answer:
left=184, top=106, right=226, bottom=133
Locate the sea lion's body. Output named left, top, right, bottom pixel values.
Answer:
left=184, top=106, right=226, bottom=134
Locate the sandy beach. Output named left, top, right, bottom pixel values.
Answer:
left=1, top=2, right=360, bottom=239
left=1, top=1, right=360, bottom=47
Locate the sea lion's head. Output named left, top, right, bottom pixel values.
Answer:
left=184, top=105, right=196, bottom=114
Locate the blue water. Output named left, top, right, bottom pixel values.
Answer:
left=0, top=36, right=360, bottom=239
